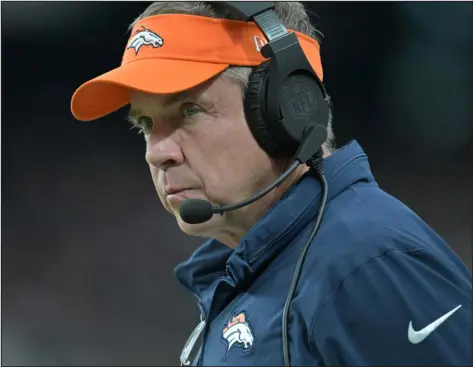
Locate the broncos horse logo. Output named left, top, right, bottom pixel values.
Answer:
left=221, top=312, right=255, bottom=358
left=127, top=25, right=164, bottom=55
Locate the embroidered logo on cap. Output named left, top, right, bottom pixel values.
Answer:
left=127, top=25, right=164, bottom=55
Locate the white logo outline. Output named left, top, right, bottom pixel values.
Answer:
left=253, top=35, right=267, bottom=52
left=408, top=304, right=462, bottom=344
left=221, top=311, right=255, bottom=358
left=127, top=25, right=164, bottom=55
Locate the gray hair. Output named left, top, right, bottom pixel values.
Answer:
left=130, top=1, right=336, bottom=152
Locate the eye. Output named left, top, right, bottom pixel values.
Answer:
left=180, top=102, right=203, bottom=118
left=129, top=116, right=153, bottom=135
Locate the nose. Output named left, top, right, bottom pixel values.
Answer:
left=145, top=132, right=184, bottom=170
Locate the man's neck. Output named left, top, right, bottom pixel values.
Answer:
left=274, top=145, right=332, bottom=196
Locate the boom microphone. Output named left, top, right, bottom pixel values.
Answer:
left=179, top=160, right=301, bottom=224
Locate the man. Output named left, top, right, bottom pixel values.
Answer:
left=71, top=2, right=472, bottom=366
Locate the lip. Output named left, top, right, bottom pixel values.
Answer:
left=166, top=188, right=200, bottom=201
left=165, top=188, right=190, bottom=196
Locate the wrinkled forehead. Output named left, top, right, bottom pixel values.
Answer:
left=130, top=89, right=185, bottom=108
left=128, top=90, right=185, bottom=119
left=128, top=74, right=222, bottom=117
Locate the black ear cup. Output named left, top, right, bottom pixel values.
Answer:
left=244, top=62, right=295, bottom=158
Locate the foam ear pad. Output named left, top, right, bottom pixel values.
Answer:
left=244, top=62, right=293, bottom=158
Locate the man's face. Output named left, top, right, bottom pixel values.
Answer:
left=129, top=76, right=286, bottom=246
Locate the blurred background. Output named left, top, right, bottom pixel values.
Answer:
left=1, top=1, right=471, bottom=366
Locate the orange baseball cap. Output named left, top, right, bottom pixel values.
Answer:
left=70, top=14, right=323, bottom=122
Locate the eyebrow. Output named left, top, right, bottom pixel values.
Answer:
left=127, top=109, right=140, bottom=123
left=127, top=90, right=194, bottom=122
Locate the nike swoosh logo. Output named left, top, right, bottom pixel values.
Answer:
left=408, top=304, right=462, bottom=344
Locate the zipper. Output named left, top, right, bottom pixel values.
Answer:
left=194, top=301, right=208, bottom=366
left=180, top=312, right=206, bottom=366
left=196, top=277, right=240, bottom=366
left=181, top=277, right=238, bottom=366
left=195, top=314, right=209, bottom=366
left=180, top=298, right=208, bottom=366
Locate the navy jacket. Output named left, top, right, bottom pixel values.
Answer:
left=175, top=141, right=472, bottom=366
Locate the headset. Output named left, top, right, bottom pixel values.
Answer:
left=179, top=2, right=331, bottom=366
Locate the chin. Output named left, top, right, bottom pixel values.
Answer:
left=176, top=214, right=223, bottom=238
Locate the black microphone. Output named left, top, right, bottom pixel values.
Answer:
left=179, top=160, right=301, bottom=224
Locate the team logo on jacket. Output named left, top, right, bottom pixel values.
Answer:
left=127, top=25, right=164, bottom=55
left=221, top=311, right=255, bottom=358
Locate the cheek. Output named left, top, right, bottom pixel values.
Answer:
left=191, top=119, right=272, bottom=194
left=149, top=165, right=163, bottom=196
left=149, top=165, right=173, bottom=210
left=206, top=117, right=259, bottom=157
left=221, top=119, right=267, bottom=166
left=149, top=165, right=159, bottom=182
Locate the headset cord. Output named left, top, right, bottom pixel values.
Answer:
left=282, top=150, right=328, bottom=367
